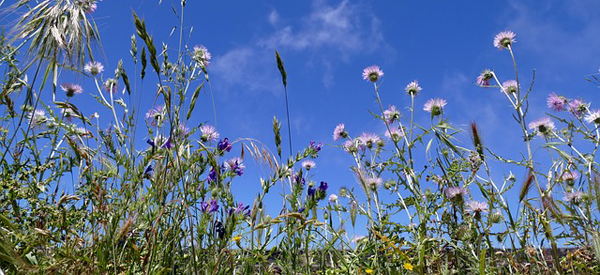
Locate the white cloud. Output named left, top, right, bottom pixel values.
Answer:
left=268, top=10, right=279, bottom=26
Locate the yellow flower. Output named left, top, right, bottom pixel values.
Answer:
left=365, top=268, right=373, bottom=274
left=404, top=262, right=413, bottom=271
left=232, top=236, right=241, bottom=245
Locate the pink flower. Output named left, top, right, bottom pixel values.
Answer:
left=493, top=31, right=516, bottom=50
left=423, top=98, right=447, bottom=116
left=333, top=123, right=347, bottom=141
left=405, top=80, right=422, bottom=96
left=362, top=65, right=383, bottom=82
left=547, top=93, right=568, bottom=111
left=60, top=83, right=83, bottom=97
left=528, top=117, right=555, bottom=138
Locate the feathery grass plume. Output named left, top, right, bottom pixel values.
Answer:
left=470, top=122, right=484, bottom=160
left=275, top=50, right=292, bottom=156
left=272, top=116, right=282, bottom=159
left=11, top=0, right=100, bottom=66
left=519, top=169, right=534, bottom=203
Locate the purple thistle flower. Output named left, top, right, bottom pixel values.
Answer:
left=568, top=99, right=588, bottom=118
left=362, top=65, right=384, bottom=82
left=328, top=194, right=338, bottom=203
left=465, top=201, right=489, bottom=214
left=405, top=80, right=422, bottom=96
left=177, top=124, right=190, bottom=139
left=493, top=31, right=516, bottom=50
left=384, top=127, right=404, bottom=142
left=423, top=98, right=447, bottom=116
left=333, top=123, right=347, bottom=141
left=343, top=139, right=358, bottom=153
left=224, top=157, right=245, bottom=176
left=302, top=160, right=316, bottom=170
left=502, top=80, right=519, bottom=94
left=563, top=191, right=584, bottom=203
left=103, top=79, right=118, bottom=93
left=84, top=61, right=104, bottom=75
left=218, top=138, right=232, bottom=153
left=200, top=125, right=219, bottom=142
left=476, top=69, right=494, bottom=87
left=547, top=93, right=568, bottom=111
left=60, top=83, right=83, bottom=97
left=528, top=117, right=555, bottom=138
left=145, top=105, right=165, bottom=127
left=192, top=45, right=211, bottom=67
left=383, top=105, right=400, bottom=124
left=584, top=110, right=600, bottom=125
left=358, top=132, right=381, bottom=149
left=201, top=199, right=219, bottom=214
left=445, top=187, right=469, bottom=200
left=366, top=176, right=383, bottom=190
left=562, top=171, right=579, bottom=184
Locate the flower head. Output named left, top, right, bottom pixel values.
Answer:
left=358, top=132, right=381, bottom=149
left=362, top=65, right=383, bottom=82
left=315, top=181, right=329, bottom=200
left=28, top=110, right=47, bottom=129
left=302, top=160, right=316, bottom=170
left=328, top=194, right=338, bottom=203
left=333, top=123, right=348, bottom=141
left=383, top=105, right=400, bottom=124
left=343, top=139, right=358, bottom=153
left=562, top=171, right=579, bottom=185
left=206, top=168, right=217, bottom=183
left=84, top=61, right=104, bottom=75
left=423, top=98, right=447, bottom=116
left=476, top=69, right=494, bottom=87
left=547, top=93, right=568, bottom=111
left=568, top=99, right=588, bottom=118
left=145, top=105, right=165, bottom=127
left=224, top=157, right=245, bottom=176
left=176, top=124, right=190, bottom=139
left=384, top=127, right=404, bottom=142
left=465, top=201, right=489, bottom=214
left=445, top=187, right=469, bottom=200
left=528, top=117, right=555, bottom=138
left=61, top=83, right=83, bottom=97
left=229, top=202, right=250, bottom=217
left=563, top=191, right=584, bottom=203
left=493, top=31, right=516, bottom=50
left=218, top=138, right=232, bottom=153
left=192, top=45, right=211, bottom=67
left=405, top=80, right=422, bottom=96
left=201, top=199, right=219, bottom=214
left=103, top=78, right=118, bottom=93
left=309, top=141, right=322, bottom=152
left=366, top=176, right=383, bottom=191
left=502, top=80, right=519, bottom=94
left=200, top=125, right=219, bottom=142
left=584, top=110, right=600, bottom=125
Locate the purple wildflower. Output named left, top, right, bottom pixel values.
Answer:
left=405, top=80, right=422, bottom=96
left=145, top=105, right=165, bottom=127
left=568, top=99, right=588, bottom=118
left=343, top=139, right=358, bottom=153
left=476, top=69, right=494, bottom=87
left=562, top=171, right=579, bottom=185
left=201, top=199, right=219, bottom=214
left=366, top=176, right=383, bottom=190
left=384, top=127, right=404, bottom=142
left=177, top=124, right=190, bottom=139
left=563, top=191, right=584, bottom=203
left=547, top=93, right=568, bottom=111
left=84, top=61, right=104, bottom=75
left=207, top=168, right=217, bottom=183
left=328, top=194, right=338, bottom=203
left=161, top=137, right=173, bottom=149
left=584, top=110, right=600, bottom=125
left=292, top=172, right=306, bottom=185
left=302, top=160, right=316, bottom=170
left=493, top=31, right=516, bottom=50
left=308, top=186, right=316, bottom=197
left=61, top=108, right=78, bottom=122
left=309, top=141, right=322, bottom=152
left=103, top=79, right=118, bottom=93
left=61, top=83, right=83, bottom=97
left=362, top=65, right=384, bottom=82
left=358, top=132, right=381, bottom=149
left=445, top=187, right=469, bottom=200
left=423, top=98, right=447, bottom=116
left=229, top=202, right=250, bottom=217
left=465, top=201, right=489, bottom=214
left=383, top=105, right=400, bottom=124
left=528, top=117, right=555, bottom=138
left=192, top=45, right=211, bottom=67
left=502, top=80, right=519, bottom=94
left=224, top=157, right=245, bottom=176
left=333, top=123, right=347, bottom=141
left=200, top=125, right=219, bottom=142
left=218, top=138, right=232, bottom=153
left=143, top=165, right=153, bottom=179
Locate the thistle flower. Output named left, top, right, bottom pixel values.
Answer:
left=343, top=139, right=358, bottom=153
left=84, top=61, right=104, bottom=75
left=465, top=200, right=489, bottom=214
left=528, top=117, right=555, bottom=138
left=28, top=110, right=47, bottom=129
left=358, top=132, right=381, bottom=149
left=383, top=105, right=400, bottom=124
left=145, top=105, right=165, bottom=127
left=61, top=83, right=83, bottom=97
left=302, top=160, right=316, bottom=170
left=423, top=98, right=447, bottom=116
left=568, top=99, right=588, bottom=118
left=384, top=127, right=404, bottom=142
left=362, top=65, right=384, bottom=82
left=224, top=157, right=245, bottom=176
left=103, top=78, right=118, bottom=93
left=200, top=125, right=219, bottom=142
left=502, top=80, right=519, bottom=94
left=366, top=176, right=383, bottom=191
left=405, top=80, right=422, bottom=96
left=200, top=200, right=219, bottom=214
left=176, top=124, right=190, bottom=139
left=328, top=194, right=338, bottom=203
left=562, top=171, right=579, bottom=185
left=445, top=187, right=469, bottom=200
left=563, top=191, right=584, bottom=203
left=547, top=93, right=568, bottom=111
left=333, top=123, right=348, bottom=141
left=584, top=110, right=600, bottom=125
left=192, top=45, right=211, bottom=67
left=476, top=69, right=494, bottom=87
left=493, top=31, right=516, bottom=50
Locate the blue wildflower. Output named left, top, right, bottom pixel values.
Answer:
left=201, top=199, right=219, bottom=214
left=218, top=138, right=232, bottom=153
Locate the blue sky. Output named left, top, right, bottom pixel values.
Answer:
left=10, top=0, right=600, bottom=240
